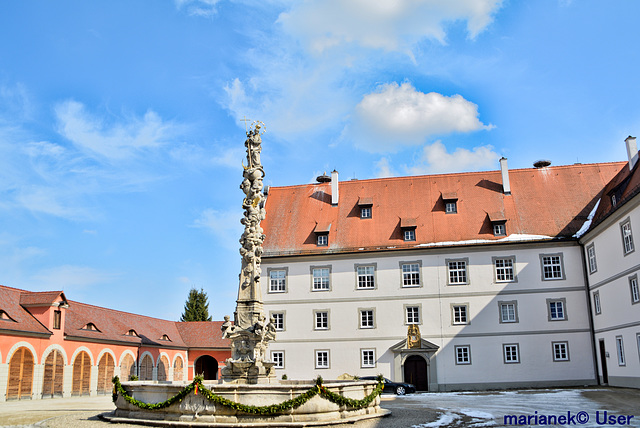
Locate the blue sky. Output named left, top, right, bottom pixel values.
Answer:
left=1, top=1, right=639, bottom=321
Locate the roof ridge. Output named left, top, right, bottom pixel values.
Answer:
left=67, top=300, right=177, bottom=323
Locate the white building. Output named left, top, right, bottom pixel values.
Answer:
left=261, top=142, right=638, bottom=391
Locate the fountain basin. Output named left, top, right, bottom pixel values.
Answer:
left=106, top=379, right=390, bottom=427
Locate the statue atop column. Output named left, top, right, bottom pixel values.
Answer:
left=221, top=121, right=277, bottom=383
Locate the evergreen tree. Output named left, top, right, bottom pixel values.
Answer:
left=180, top=288, right=212, bottom=322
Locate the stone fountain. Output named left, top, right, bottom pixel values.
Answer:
left=107, top=122, right=390, bottom=426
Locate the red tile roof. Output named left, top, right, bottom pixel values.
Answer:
left=0, top=285, right=52, bottom=336
left=262, top=162, right=626, bottom=256
left=19, top=290, right=66, bottom=306
left=591, top=159, right=640, bottom=227
left=175, top=321, right=231, bottom=348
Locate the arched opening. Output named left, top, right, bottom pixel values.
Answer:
left=7, top=347, right=34, bottom=400
left=120, top=354, right=136, bottom=381
left=139, top=354, right=154, bottom=380
left=42, top=349, right=64, bottom=398
left=97, top=353, right=115, bottom=394
left=173, top=356, right=184, bottom=381
left=403, top=355, right=428, bottom=391
left=157, top=355, right=169, bottom=381
left=194, top=355, right=218, bottom=380
left=72, top=351, right=91, bottom=396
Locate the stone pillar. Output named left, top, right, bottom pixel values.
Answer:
left=32, top=363, right=44, bottom=399
left=0, top=363, right=8, bottom=402
left=63, top=364, right=73, bottom=397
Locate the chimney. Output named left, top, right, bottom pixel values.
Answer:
left=499, top=157, right=511, bottom=195
left=331, top=170, right=339, bottom=205
left=626, top=136, right=638, bottom=170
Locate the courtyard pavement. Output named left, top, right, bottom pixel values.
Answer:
left=1, top=387, right=639, bottom=428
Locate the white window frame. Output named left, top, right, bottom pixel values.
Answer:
left=552, top=342, right=569, bottom=362
left=401, top=262, right=421, bottom=287
left=268, top=268, right=287, bottom=293
left=493, top=223, right=506, bottom=236
left=499, top=301, right=518, bottom=323
left=270, top=312, right=285, bottom=331
left=452, top=304, right=469, bottom=325
left=355, top=264, right=376, bottom=289
left=547, top=298, right=567, bottom=321
left=314, top=310, right=329, bottom=330
left=587, top=244, right=597, bottom=274
left=311, top=266, right=331, bottom=291
left=315, top=350, right=330, bottom=369
left=405, top=305, right=420, bottom=325
left=445, top=201, right=457, bottom=213
left=621, top=219, right=635, bottom=255
left=494, top=257, right=516, bottom=283
left=403, top=229, right=416, bottom=241
left=630, top=275, right=640, bottom=304
left=616, top=336, right=626, bottom=366
left=317, top=234, right=328, bottom=246
left=503, top=343, right=520, bottom=364
left=359, top=309, right=375, bottom=329
left=271, top=351, right=284, bottom=369
left=360, top=349, right=376, bottom=368
left=447, top=259, right=468, bottom=285
left=360, top=206, right=372, bottom=219
left=455, top=345, right=471, bottom=365
left=540, top=254, right=565, bottom=280
left=593, top=291, right=601, bottom=315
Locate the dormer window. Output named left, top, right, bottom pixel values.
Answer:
left=612, top=194, right=617, bottom=207
left=126, top=329, right=139, bottom=337
left=488, top=212, right=507, bottom=237
left=160, top=334, right=171, bottom=341
left=401, top=218, right=417, bottom=242
left=82, top=322, right=100, bottom=332
left=314, top=223, right=331, bottom=247
left=493, top=223, right=506, bottom=236
left=0, top=310, right=16, bottom=322
left=357, top=197, right=373, bottom=219
left=443, top=192, right=458, bottom=214
left=53, top=310, right=61, bottom=329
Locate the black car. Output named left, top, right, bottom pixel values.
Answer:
left=360, top=376, right=416, bottom=395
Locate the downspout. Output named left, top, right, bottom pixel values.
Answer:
left=578, top=242, right=600, bottom=385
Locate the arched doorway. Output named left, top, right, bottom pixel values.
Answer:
left=157, top=355, right=169, bottom=381
left=173, top=356, right=184, bottom=381
left=97, top=353, right=115, bottom=394
left=195, top=355, right=218, bottom=380
left=72, top=351, right=91, bottom=396
left=7, top=347, right=34, bottom=400
left=42, top=349, right=64, bottom=398
left=404, top=355, right=428, bottom=391
left=120, top=354, right=136, bottom=381
left=139, top=354, right=153, bottom=381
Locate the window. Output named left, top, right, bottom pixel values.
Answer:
left=593, top=291, right=601, bottom=315
left=315, top=311, right=329, bottom=330
left=315, top=350, right=329, bottom=369
left=403, top=229, right=416, bottom=241
left=493, top=223, right=506, bottom=236
left=317, top=234, right=328, bottom=246
left=360, top=309, right=375, bottom=329
left=494, top=257, right=515, bottom=282
left=356, top=265, right=375, bottom=289
left=553, top=342, right=569, bottom=361
left=0, top=310, right=15, bottom=322
left=447, top=259, right=468, bottom=285
left=53, top=310, right=61, bottom=330
left=630, top=276, right=640, bottom=304
left=361, top=207, right=372, bottom=219
left=612, top=194, right=617, bottom=207
left=541, top=254, right=565, bottom=280
left=271, top=351, right=284, bottom=369
left=503, top=344, right=520, bottom=363
left=587, top=244, right=597, bottom=274
left=271, top=312, right=285, bottom=331
left=126, top=329, right=138, bottom=337
left=406, top=305, right=420, bottom=324
left=269, top=269, right=287, bottom=293
left=499, top=301, right=518, bottom=323
left=401, top=262, right=421, bottom=287
left=548, top=298, right=567, bottom=321
left=455, top=345, right=471, bottom=365
left=621, top=220, right=635, bottom=255
left=82, top=322, right=100, bottom=331
left=445, top=201, right=457, bottom=213
left=452, top=305, right=468, bottom=325
left=616, top=336, right=625, bottom=366
left=312, top=267, right=330, bottom=291
left=361, top=349, right=376, bottom=368
left=161, top=334, right=171, bottom=341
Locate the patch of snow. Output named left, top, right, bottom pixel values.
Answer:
left=413, top=412, right=459, bottom=428
left=415, top=234, right=553, bottom=248
left=460, top=409, right=494, bottom=419
left=573, top=198, right=601, bottom=238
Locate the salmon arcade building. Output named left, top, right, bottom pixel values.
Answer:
left=2, top=137, right=640, bottom=400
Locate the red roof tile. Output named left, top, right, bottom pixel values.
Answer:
left=0, top=286, right=52, bottom=336
left=592, top=157, right=640, bottom=227
left=19, top=290, right=66, bottom=306
left=175, top=321, right=231, bottom=348
left=262, top=162, right=625, bottom=255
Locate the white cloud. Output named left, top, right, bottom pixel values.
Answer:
left=278, top=0, right=504, bottom=55
left=170, top=141, right=244, bottom=170
left=192, top=208, right=243, bottom=249
left=406, top=140, right=498, bottom=174
left=55, top=100, right=175, bottom=162
left=348, top=82, right=493, bottom=153
left=376, top=157, right=397, bottom=178
left=175, top=0, right=221, bottom=17
left=31, top=265, right=118, bottom=290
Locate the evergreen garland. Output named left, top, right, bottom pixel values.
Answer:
left=112, top=374, right=383, bottom=416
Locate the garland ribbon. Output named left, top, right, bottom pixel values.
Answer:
left=112, top=375, right=383, bottom=416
